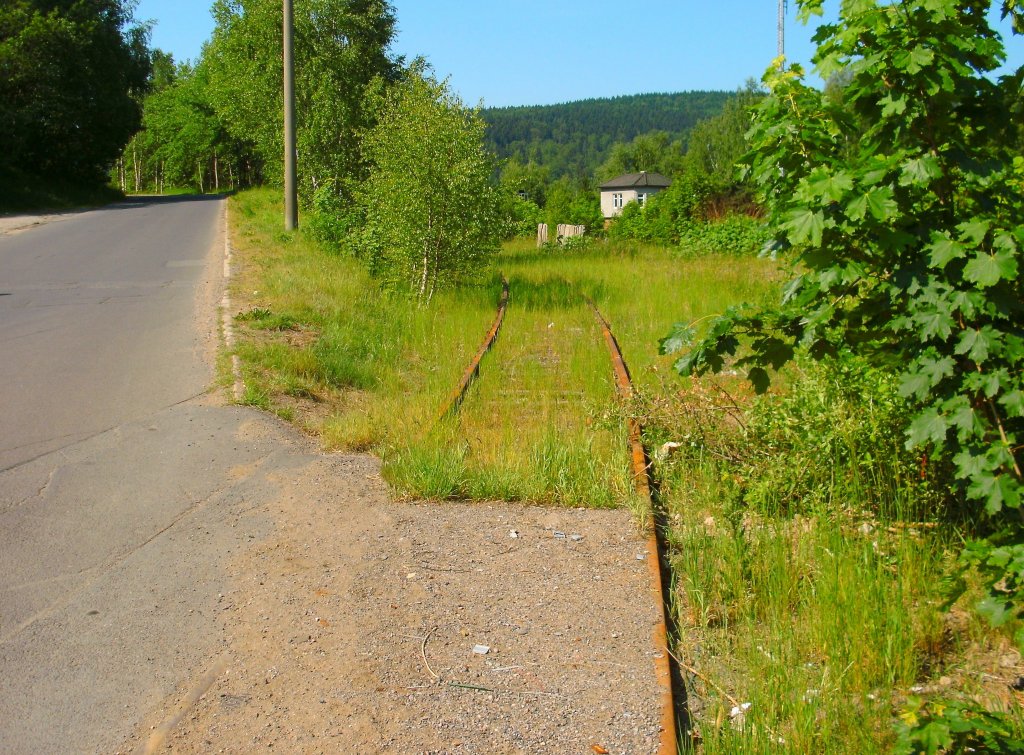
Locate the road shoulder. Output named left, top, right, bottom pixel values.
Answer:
left=126, top=453, right=662, bottom=753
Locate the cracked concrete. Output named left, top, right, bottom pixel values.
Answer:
left=0, top=196, right=665, bottom=753
left=0, top=402, right=332, bottom=752
left=0, top=195, right=258, bottom=752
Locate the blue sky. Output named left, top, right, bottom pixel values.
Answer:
left=135, top=0, right=1022, bottom=108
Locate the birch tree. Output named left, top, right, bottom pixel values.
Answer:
left=204, top=0, right=399, bottom=199
left=359, top=70, right=500, bottom=301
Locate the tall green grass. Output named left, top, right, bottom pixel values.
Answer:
left=229, top=188, right=498, bottom=449
left=225, top=191, right=1012, bottom=752
left=231, top=193, right=779, bottom=509
left=642, top=357, right=1022, bottom=753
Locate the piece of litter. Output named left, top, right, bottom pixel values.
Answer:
left=656, top=441, right=683, bottom=461
left=636, top=553, right=645, bottom=561
left=570, top=534, right=583, bottom=542
left=472, top=645, right=490, bottom=655
left=730, top=702, right=752, bottom=718
left=592, top=746, right=609, bottom=755
left=406, top=573, right=417, bottom=580
left=509, top=530, right=519, bottom=539
left=553, top=531, right=566, bottom=539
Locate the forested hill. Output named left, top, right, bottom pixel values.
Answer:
left=481, top=91, right=734, bottom=179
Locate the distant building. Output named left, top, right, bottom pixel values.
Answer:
left=599, top=171, right=672, bottom=219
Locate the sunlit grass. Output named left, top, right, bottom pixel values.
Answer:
left=224, top=189, right=1021, bottom=752
left=230, top=190, right=781, bottom=510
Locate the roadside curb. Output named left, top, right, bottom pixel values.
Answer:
left=220, top=202, right=244, bottom=401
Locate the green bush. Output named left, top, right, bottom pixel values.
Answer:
left=497, top=190, right=542, bottom=239
left=305, top=180, right=363, bottom=251
left=608, top=172, right=713, bottom=245
left=739, top=355, right=941, bottom=518
left=677, top=215, right=769, bottom=257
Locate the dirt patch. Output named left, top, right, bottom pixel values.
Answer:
left=0, top=209, right=86, bottom=236
left=125, top=454, right=663, bottom=754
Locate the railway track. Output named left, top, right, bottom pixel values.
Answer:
left=430, top=276, right=682, bottom=754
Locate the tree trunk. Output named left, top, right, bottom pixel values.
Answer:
left=132, top=144, right=140, bottom=193
left=198, top=161, right=204, bottom=194
left=419, top=246, right=429, bottom=300
left=214, top=153, right=219, bottom=191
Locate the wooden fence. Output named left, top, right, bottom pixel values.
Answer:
left=537, top=223, right=586, bottom=247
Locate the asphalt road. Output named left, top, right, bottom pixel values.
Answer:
left=0, top=196, right=315, bottom=752
left=0, top=196, right=219, bottom=472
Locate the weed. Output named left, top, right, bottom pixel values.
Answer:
left=224, top=188, right=1015, bottom=752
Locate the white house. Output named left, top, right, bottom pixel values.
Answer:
left=599, top=171, right=672, bottom=219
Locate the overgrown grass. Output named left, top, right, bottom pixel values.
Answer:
left=230, top=190, right=779, bottom=509
left=641, top=361, right=1024, bottom=752
left=228, top=188, right=495, bottom=448
left=225, top=189, right=1021, bottom=751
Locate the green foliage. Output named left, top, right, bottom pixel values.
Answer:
left=677, top=215, right=770, bottom=257
left=645, top=360, right=952, bottom=752
left=358, top=69, right=501, bottom=300
left=123, top=59, right=239, bottom=192
left=606, top=172, right=761, bottom=252
left=681, top=80, right=762, bottom=192
left=596, top=130, right=685, bottom=182
left=895, top=697, right=1024, bottom=754
left=204, top=0, right=400, bottom=199
left=305, top=179, right=364, bottom=248
left=0, top=0, right=150, bottom=186
left=483, top=91, right=735, bottom=180
left=608, top=172, right=719, bottom=246
left=543, top=176, right=602, bottom=231
left=747, top=357, right=939, bottom=516
left=668, top=1, right=1023, bottom=539
left=953, top=529, right=1024, bottom=647
left=496, top=189, right=542, bottom=239
left=498, top=159, right=550, bottom=206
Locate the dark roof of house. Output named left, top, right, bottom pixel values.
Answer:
left=598, top=171, right=672, bottom=190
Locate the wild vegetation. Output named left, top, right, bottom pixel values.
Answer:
left=482, top=91, right=734, bottom=180
left=356, top=68, right=501, bottom=300
left=227, top=183, right=1024, bottom=752
left=0, top=0, right=151, bottom=209
left=220, top=0, right=1023, bottom=750
left=7, top=0, right=1022, bottom=749
left=661, top=0, right=1024, bottom=749
left=112, top=0, right=401, bottom=198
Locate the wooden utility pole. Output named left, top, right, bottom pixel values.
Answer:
left=778, top=0, right=786, bottom=57
left=283, top=0, right=298, bottom=230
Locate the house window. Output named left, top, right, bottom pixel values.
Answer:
left=613, top=192, right=623, bottom=209
left=637, top=192, right=647, bottom=207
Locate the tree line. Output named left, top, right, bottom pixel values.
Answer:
left=0, top=0, right=151, bottom=207
left=493, top=83, right=764, bottom=245
left=482, top=91, right=733, bottom=180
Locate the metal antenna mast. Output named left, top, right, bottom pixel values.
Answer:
left=778, top=0, right=787, bottom=58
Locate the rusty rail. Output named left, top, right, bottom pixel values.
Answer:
left=586, top=298, right=680, bottom=755
left=432, top=277, right=510, bottom=425
left=428, top=277, right=680, bottom=749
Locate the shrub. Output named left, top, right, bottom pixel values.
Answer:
left=677, top=215, right=770, bottom=257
